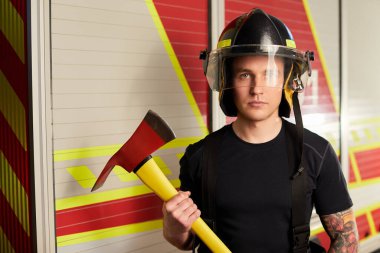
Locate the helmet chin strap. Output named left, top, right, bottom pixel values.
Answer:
left=291, top=91, right=304, bottom=179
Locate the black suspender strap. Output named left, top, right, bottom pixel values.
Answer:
left=192, top=127, right=226, bottom=253
left=286, top=93, right=310, bottom=253
left=201, top=127, right=227, bottom=232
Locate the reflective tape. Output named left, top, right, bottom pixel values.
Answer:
left=0, top=152, right=30, bottom=236
left=0, top=0, right=25, bottom=63
left=0, top=71, right=27, bottom=150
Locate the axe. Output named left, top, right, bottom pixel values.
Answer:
left=92, top=110, right=231, bottom=253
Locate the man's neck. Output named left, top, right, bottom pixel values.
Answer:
left=232, top=116, right=283, bottom=144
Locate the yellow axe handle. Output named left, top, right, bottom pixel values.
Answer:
left=136, top=158, right=231, bottom=253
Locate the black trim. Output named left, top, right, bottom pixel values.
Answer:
left=133, top=155, right=153, bottom=173
left=26, top=1, right=37, bottom=252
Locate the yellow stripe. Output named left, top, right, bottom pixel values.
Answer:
left=302, top=0, right=339, bottom=113
left=0, top=71, right=27, bottom=150
left=349, top=150, right=362, bottom=182
left=176, top=153, right=184, bottom=160
left=366, top=212, right=377, bottom=236
left=113, top=166, right=140, bottom=183
left=351, top=130, right=361, bottom=143
left=325, top=133, right=337, bottom=152
left=54, top=136, right=202, bottom=162
left=354, top=202, right=380, bottom=217
left=145, top=0, right=208, bottom=136
left=0, top=152, right=30, bottom=236
left=349, top=141, right=380, bottom=153
left=286, top=39, right=296, bottom=49
left=217, top=39, right=231, bottom=48
left=349, top=177, right=380, bottom=189
left=57, top=219, right=163, bottom=247
left=364, top=129, right=373, bottom=140
left=0, top=0, right=25, bottom=63
left=65, top=159, right=174, bottom=191
left=0, top=227, right=16, bottom=253
left=56, top=179, right=180, bottom=211
left=351, top=116, right=380, bottom=125
left=310, top=226, right=324, bottom=237
left=66, top=166, right=97, bottom=189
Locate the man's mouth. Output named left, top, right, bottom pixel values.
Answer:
left=248, top=100, right=267, bottom=106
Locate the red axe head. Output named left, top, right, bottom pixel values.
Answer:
left=91, top=110, right=175, bottom=191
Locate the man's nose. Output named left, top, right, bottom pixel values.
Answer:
left=249, top=83, right=264, bottom=94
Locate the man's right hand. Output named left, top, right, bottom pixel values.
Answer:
left=162, top=191, right=201, bottom=250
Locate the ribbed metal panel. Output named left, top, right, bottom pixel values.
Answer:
left=50, top=0, right=208, bottom=252
left=0, top=0, right=32, bottom=252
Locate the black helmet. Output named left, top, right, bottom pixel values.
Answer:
left=200, top=8, right=314, bottom=117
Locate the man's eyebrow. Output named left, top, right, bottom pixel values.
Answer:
left=234, top=67, right=252, bottom=73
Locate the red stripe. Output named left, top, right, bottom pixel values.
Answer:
left=192, top=91, right=208, bottom=104
left=153, top=3, right=207, bottom=21
left=0, top=113, right=29, bottom=191
left=349, top=160, right=356, bottom=183
left=176, top=57, right=207, bottom=68
left=154, top=0, right=207, bottom=10
left=56, top=193, right=163, bottom=236
left=356, top=214, right=370, bottom=240
left=188, top=80, right=209, bottom=90
left=0, top=32, right=28, bottom=108
left=371, top=208, right=380, bottom=233
left=355, top=148, right=380, bottom=180
left=0, top=191, right=31, bottom=253
left=226, top=1, right=304, bottom=17
left=163, top=30, right=207, bottom=46
left=1, top=1, right=31, bottom=252
left=153, top=0, right=209, bottom=125
left=158, top=17, right=207, bottom=34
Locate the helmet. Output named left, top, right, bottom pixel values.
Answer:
left=200, top=8, right=314, bottom=117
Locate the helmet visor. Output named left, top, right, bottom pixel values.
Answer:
left=204, top=45, right=312, bottom=92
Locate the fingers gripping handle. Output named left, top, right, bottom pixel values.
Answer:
left=136, top=158, right=231, bottom=253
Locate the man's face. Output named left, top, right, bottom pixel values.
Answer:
left=231, top=55, right=284, bottom=122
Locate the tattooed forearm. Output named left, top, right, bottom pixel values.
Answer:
left=321, top=208, right=359, bottom=253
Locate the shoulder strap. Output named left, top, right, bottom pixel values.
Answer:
left=284, top=119, right=310, bottom=253
left=201, top=127, right=227, bottom=231
left=191, top=127, right=226, bottom=253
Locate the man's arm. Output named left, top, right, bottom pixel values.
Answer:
left=320, top=208, right=359, bottom=253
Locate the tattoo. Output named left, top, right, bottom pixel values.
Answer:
left=321, top=208, right=359, bottom=253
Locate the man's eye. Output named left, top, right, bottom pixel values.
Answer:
left=239, top=73, right=250, bottom=79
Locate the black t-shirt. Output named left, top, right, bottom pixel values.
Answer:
left=179, top=120, right=353, bottom=253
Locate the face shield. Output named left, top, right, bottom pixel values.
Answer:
left=201, top=45, right=314, bottom=93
